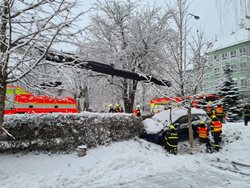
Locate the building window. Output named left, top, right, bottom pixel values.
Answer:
left=222, top=52, right=227, bottom=60
left=214, top=55, right=219, bottom=61
left=214, top=68, right=220, bottom=75
left=233, top=78, right=238, bottom=88
left=241, top=79, right=247, bottom=88
left=230, top=64, right=238, bottom=72
left=239, top=47, right=246, bottom=55
left=230, top=50, right=236, bottom=58
left=240, top=62, right=247, bottom=71
left=234, top=81, right=237, bottom=88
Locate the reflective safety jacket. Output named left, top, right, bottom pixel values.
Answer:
left=198, top=126, right=209, bottom=139
left=211, top=121, right=222, bottom=133
left=216, top=106, right=223, bottom=115
left=165, top=131, right=178, bottom=148
left=207, top=106, right=211, bottom=112
left=114, top=107, right=121, bottom=113
left=133, top=109, right=141, bottom=117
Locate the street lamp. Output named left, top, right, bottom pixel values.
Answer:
left=184, top=13, right=200, bottom=70
left=183, top=13, right=200, bottom=148
left=188, top=13, right=200, bottom=20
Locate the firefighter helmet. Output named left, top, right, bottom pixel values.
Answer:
left=212, top=116, right=219, bottom=121
left=169, top=124, right=176, bottom=130
left=199, top=121, right=205, bottom=125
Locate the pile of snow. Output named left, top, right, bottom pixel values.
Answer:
left=0, top=122, right=249, bottom=187
left=143, top=108, right=207, bottom=134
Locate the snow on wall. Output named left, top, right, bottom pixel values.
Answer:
left=0, top=112, right=143, bottom=152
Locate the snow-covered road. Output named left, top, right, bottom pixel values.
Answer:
left=0, top=122, right=250, bottom=188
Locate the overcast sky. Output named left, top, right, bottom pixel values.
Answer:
left=80, top=0, right=242, bottom=42
left=189, top=0, right=240, bottom=40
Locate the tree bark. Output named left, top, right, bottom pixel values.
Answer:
left=0, top=0, right=8, bottom=136
left=0, top=77, right=7, bottom=136
left=187, top=106, right=194, bottom=148
left=123, top=79, right=138, bottom=113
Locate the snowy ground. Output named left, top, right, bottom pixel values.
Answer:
left=1, top=122, right=250, bottom=188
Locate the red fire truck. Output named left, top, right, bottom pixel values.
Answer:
left=150, top=94, right=222, bottom=114
left=4, top=86, right=78, bottom=114
left=150, top=97, right=182, bottom=113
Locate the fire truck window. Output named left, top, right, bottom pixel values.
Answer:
left=29, top=105, right=33, bottom=108
left=54, top=106, right=58, bottom=108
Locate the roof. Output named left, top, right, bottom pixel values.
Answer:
left=211, top=28, right=250, bottom=52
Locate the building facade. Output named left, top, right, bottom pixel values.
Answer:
left=203, top=39, right=250, bottom=100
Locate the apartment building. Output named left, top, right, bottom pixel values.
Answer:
left=203, top=31, right=250, bottom=100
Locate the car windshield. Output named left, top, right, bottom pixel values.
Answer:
left=196, top=114, right=209, bottom=122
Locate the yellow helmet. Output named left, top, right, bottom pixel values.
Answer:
left=200, top=121, right=205, bottom=125
left=211, top=114, right=216, bottom=119
left=108, top=104, right=113, bottom=108
left=212, top=116, right=218, bottom=121
left=169, top=124, right=175, bottom=130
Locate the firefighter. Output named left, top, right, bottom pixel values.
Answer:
left=133, top=105, right=141, bottom=117
left=211, top=116, right=223, bottom=151
left=206, top=101, right=213, bottom=117
left=114, top=104, right=121, bottom=113
left=164, top=124, right=178, bottom=155
left=243, top=103, right=250, bottom=126
left=120, top=106, right=124, bottom=113
left=215, top=104, right=224, bottom=123
left=108, top=104, right=114, bottom=113
left=210, top=109, right=217, bottom=120
left=197, top=121, right=212, bottom=153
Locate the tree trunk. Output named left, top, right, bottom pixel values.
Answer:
left=0, top=0, right=8, bottom=136
left=187, top=106, right=194, bottom=148
left=0, top=79, right=7, bottom=137
left=123, top=79, right=138, bottom=113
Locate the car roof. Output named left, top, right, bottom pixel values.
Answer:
left=152, top=108, right=206, bottom=123
left=143, top=108, right=207, bottom=134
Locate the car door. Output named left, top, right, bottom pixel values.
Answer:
left=174, top=114, right=202, bottom=139
left=174, top=115, right=189, bottom=139
left=191, top=114, right=201, bottom=136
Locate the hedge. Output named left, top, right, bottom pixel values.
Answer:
left=0, top=112, right=143, bottom=153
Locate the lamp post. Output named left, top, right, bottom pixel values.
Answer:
left=184, top=13, right=200, bottom=70
left=183, top=13, right=199, bottom=148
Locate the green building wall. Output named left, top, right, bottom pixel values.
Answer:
left=203, top=40, right=250, bottom=101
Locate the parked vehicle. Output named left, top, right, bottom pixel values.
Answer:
left=4, top=86, right=78, bottom=114
left=141, top=108, right=210, bottom=145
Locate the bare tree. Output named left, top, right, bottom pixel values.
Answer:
left=81, top=0, right=171, bottom=113
left=156, top=0, right=211, bottom=147
left=0, top=0, right=86, bottom=136
left=216, top=0, right=250, bottom=20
